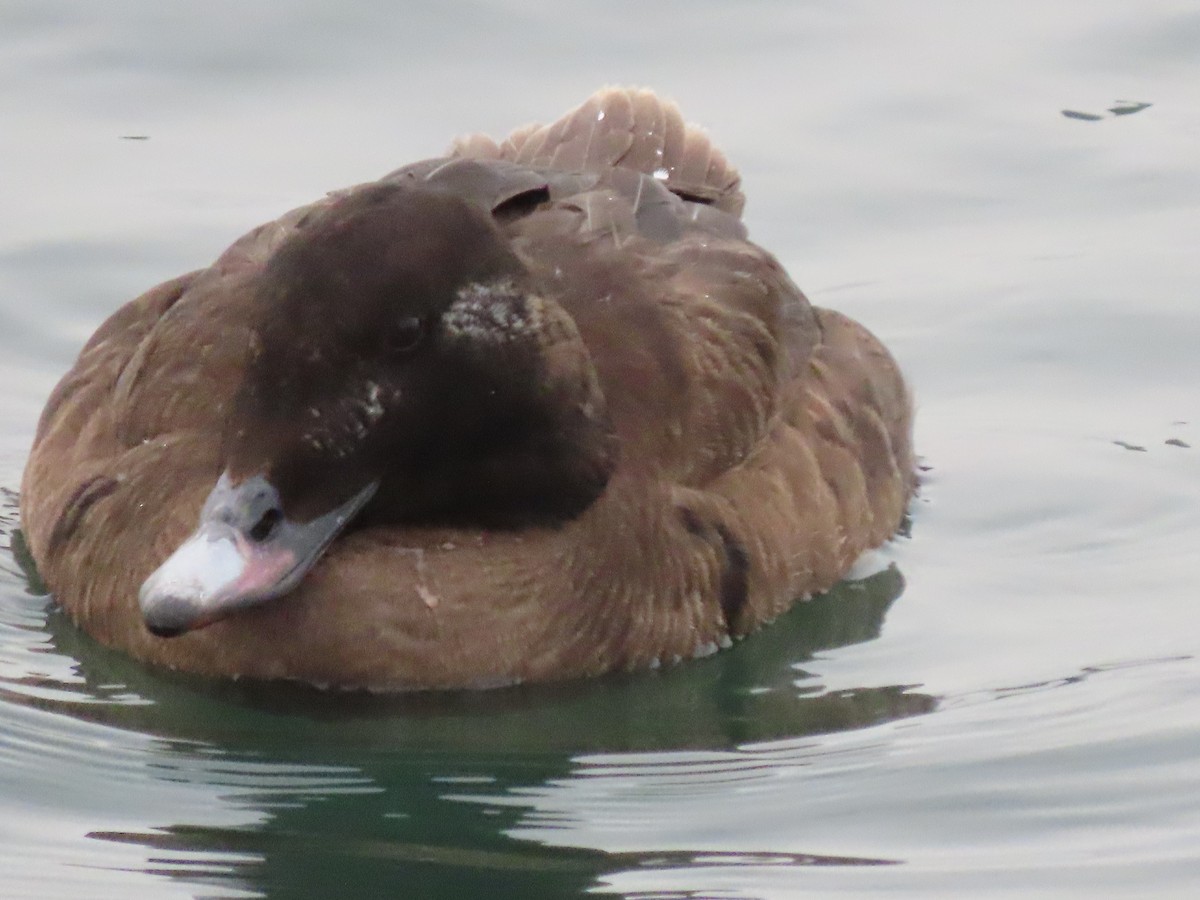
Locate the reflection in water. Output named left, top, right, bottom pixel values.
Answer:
left=1, top=490, right=929, bottom=896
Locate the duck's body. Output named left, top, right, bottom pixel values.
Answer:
left=20, top=89, right=915, bottom=690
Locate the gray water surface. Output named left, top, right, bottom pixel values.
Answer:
left=3, top=2, right=1199, bottom=897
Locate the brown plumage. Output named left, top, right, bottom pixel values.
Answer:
left=19, top=88, right=915, bottom=690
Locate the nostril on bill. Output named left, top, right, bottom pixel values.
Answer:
left=248, top=507, right=283, bottom=543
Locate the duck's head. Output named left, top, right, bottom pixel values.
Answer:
left=139, top=183, right=616, bottom=637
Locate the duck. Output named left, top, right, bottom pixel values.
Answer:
left=19, top=88, right=916, bottom=691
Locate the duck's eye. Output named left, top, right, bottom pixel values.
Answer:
left=386, top=316, right=426, bottom=355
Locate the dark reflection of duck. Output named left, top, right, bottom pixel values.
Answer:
left=20, top=88, right=915, bottom=689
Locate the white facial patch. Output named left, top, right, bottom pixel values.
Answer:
left=302, top=380, right=395, bottom=458
left=363, top=381, right=385, bottom=422
left=443, top=279, right=540, bottom=344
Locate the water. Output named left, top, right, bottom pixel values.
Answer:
left=2, top=1, right=1198, bottom=897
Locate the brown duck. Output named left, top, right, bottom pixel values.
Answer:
left=20, top=88, right=916, bottom=690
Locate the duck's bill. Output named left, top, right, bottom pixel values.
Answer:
left=138, top=474, right=377, bottom=637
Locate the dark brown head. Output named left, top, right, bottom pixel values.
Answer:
left=139, top=182, right=616, bottom=636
